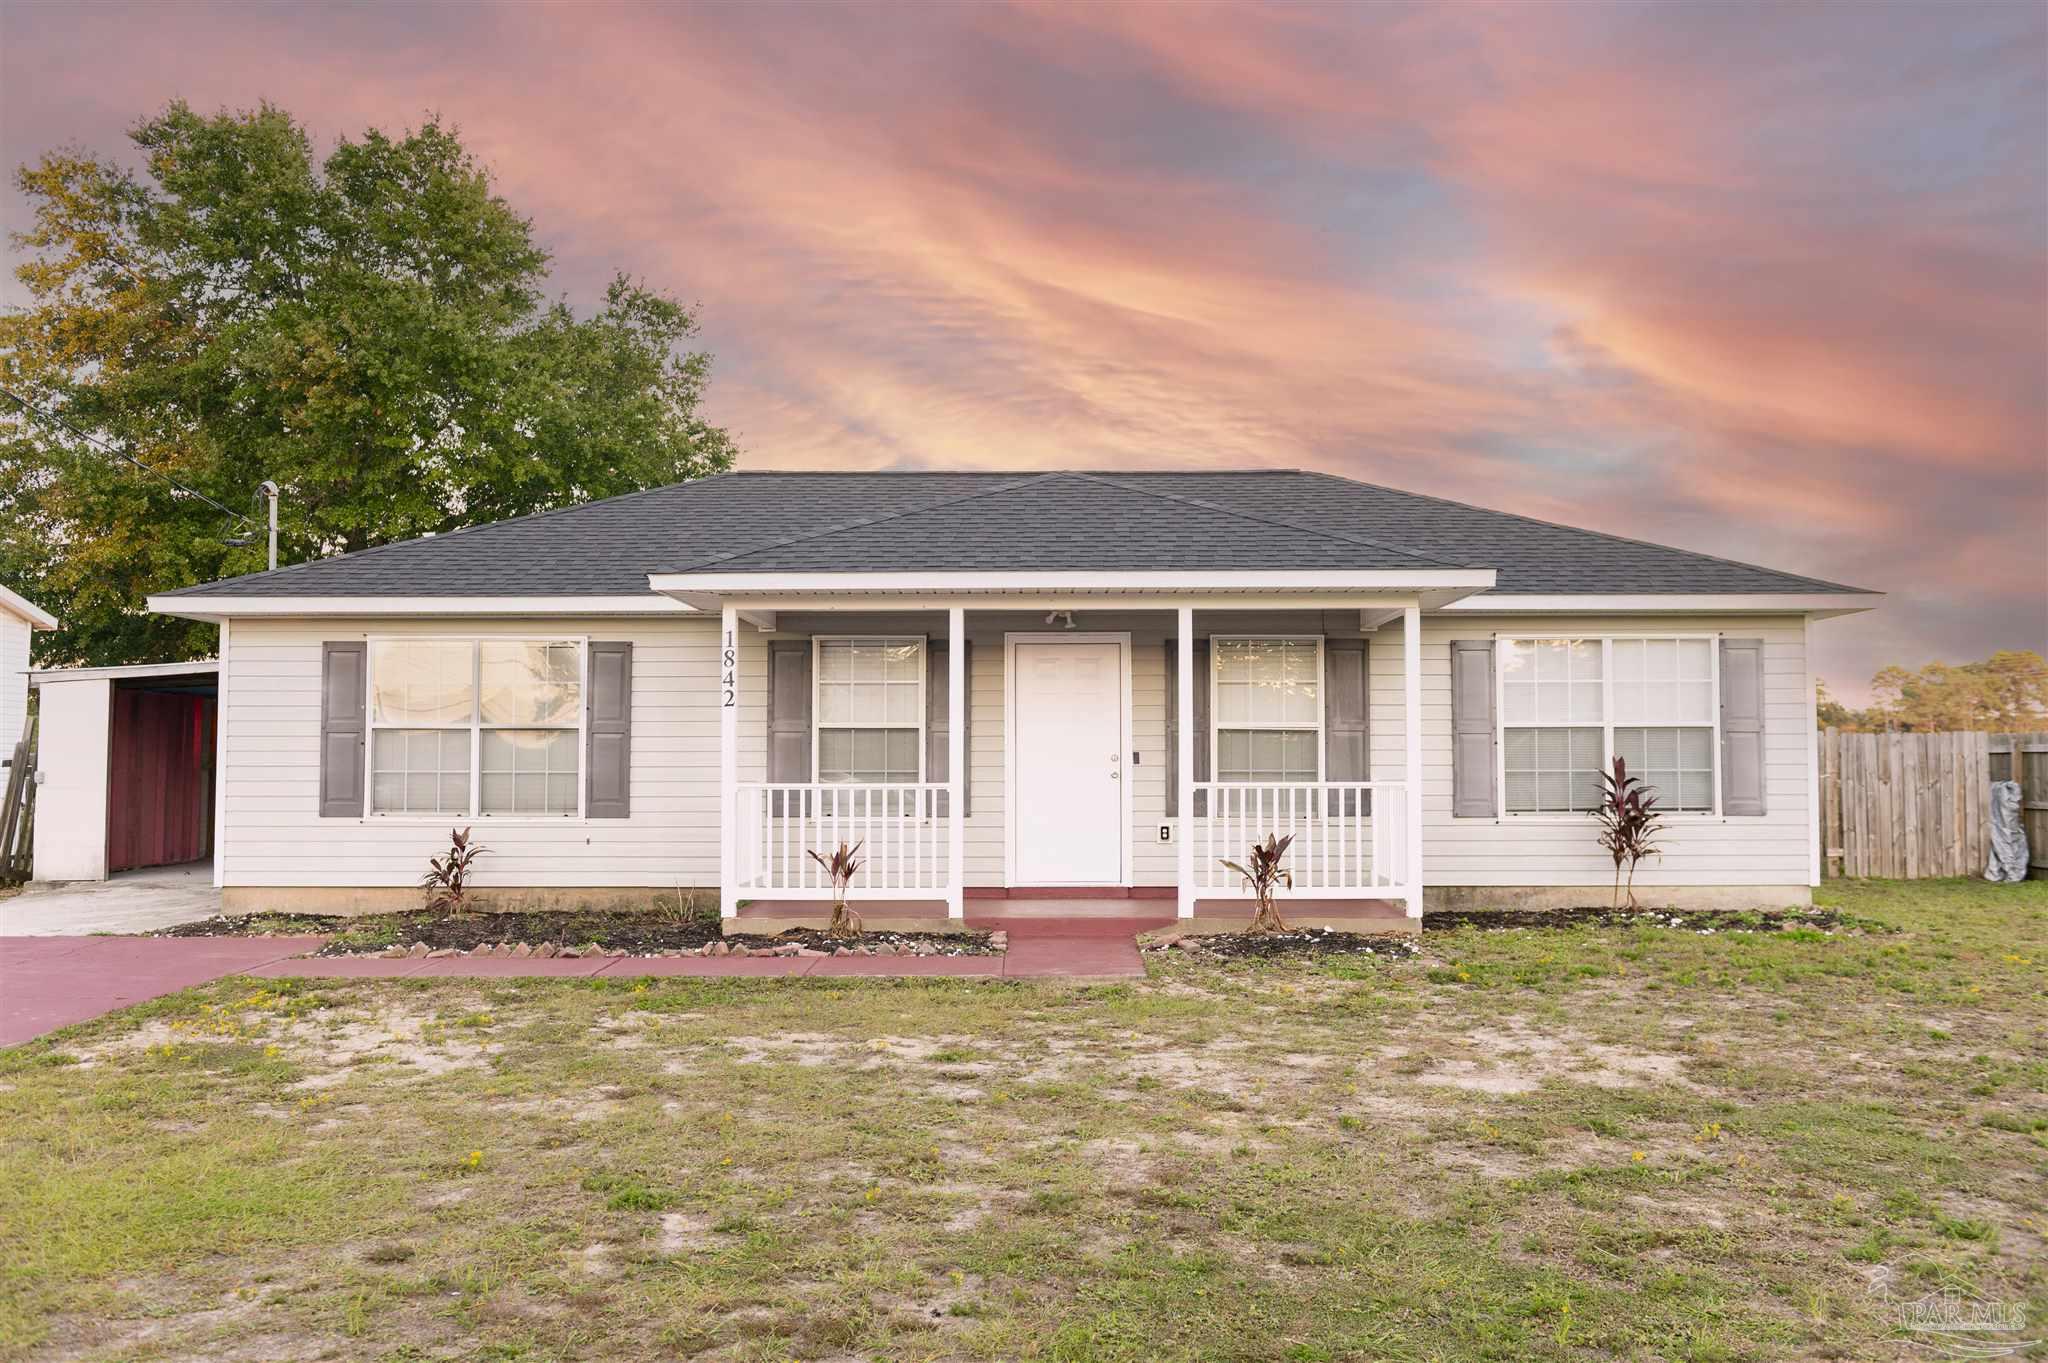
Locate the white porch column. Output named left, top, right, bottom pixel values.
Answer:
left=1402, top=602, right=1424, bottom=919
left=947, top=606, right=965, bottom=918
left=1176, top=607, right=1195, bottom=919
left=718, top=602, right=739, bottom=919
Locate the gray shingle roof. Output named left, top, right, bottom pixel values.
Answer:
left=160, top=469, right=1872, bottom=598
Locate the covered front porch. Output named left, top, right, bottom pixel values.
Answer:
left=651, top=579, right=1463, bottom=935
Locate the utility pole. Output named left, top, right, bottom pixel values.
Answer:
left=258, top=480, right=279, bottom=571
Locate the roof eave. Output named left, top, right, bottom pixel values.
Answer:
left=0, top=583, right=60, bottom=630
left=145, top=593, right=701, bottom=622
left=646, top=568, right=1498, bottom=612
left=1439, top=591, right=1882, bottom=619
left=32, top=659, right=220, bottom=686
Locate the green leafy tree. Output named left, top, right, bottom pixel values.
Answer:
left=1821, top=650, right=2048, bottom=731
left=1, top=101, right=736, bottom=666
left=1869, top=650, right=2048, bottom=732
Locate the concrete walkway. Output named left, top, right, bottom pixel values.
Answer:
left=0, top=916, right=1156, bottom=1046
left=0, top=862, right=222, bottom=936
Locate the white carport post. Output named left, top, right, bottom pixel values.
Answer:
left=1402, top=603, right=1424, bottom=920
left=1176, top=607, right=1195, bottom=919
left=719, top=602, right=739, bottom=920
left=947, top=606, right=965, bottom=918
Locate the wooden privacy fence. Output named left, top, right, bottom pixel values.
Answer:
left=1818, top=728, right=2048, bottom=880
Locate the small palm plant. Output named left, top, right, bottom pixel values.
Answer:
left=1220, top=833, right=1295, bottom=934
left=1593, top=757, right=1663, bottom=909
left=423, top=827, right=489, bottom=915
left=806, top=840, right=866, bottom=940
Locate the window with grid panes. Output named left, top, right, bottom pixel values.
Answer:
left=1212, top=638, right=1322, bottom=782
left=1500, top=637, right=1717, bottom=813
left=368, top=640, right=582, bottom=816
left=814, top=638, right=924, bottom=782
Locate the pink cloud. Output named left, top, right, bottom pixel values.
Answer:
left=3, top=0, right=2042, bottom=700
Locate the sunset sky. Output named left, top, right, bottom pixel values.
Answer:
left=4, top=1, right=2043, bottom=698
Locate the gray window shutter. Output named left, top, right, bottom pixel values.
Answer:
left=927, top=640, right=949, bottom=818
left=586, top=642, right=632, bottom=818
left=767, top=641, right=812, bottom=783
left=1164, top=640, right=1211, bottom=816
left=1719, top=638, right=1767, bottom=816
left=319, top=641, right=366, bottom=818
left=1450, top=640, right=1496, bottom=817
left=1164, top=642, right=1179, bottom=818
left=1166, top=640, right=1215, bottom=815
left=926, top=641, right=949, bottom=784
left=925, top=640, right=973, bottom=816
left=1325, top=640, right=1370, bottom=815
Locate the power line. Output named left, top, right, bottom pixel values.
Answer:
left=0, top=384, right=253, bottom=526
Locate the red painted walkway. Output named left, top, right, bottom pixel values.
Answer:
left=0, top=935, right=327, bottom=1046
left=0, top=917, right=1160, bottom=1046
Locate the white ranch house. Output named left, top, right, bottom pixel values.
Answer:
left=148, top=470, right=1878, bottom=932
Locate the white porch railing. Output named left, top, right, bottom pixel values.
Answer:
left=734, top=782, right=953, bottom=899
left=1188, top=781, right=1410, bottom=898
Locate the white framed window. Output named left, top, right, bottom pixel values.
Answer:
left=1211, top=636, right=1323, bottom=783
left=813, top=636, right=924, bottom=783
left=367, top=638, right=584, bottom=818
left=1498, top=636, right=1719, bottom=815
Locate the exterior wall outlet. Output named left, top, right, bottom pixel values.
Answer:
left=1157, top=823, right=1173, bottom=843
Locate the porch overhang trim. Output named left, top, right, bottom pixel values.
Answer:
left=648, top=570, right=1497, bottom=596
left=1438, top=592, right=1881, bottom=619
left=146, top=594, right=697, bottom=622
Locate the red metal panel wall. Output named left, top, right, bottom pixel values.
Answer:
left=107, top=690, right=216, bottom=873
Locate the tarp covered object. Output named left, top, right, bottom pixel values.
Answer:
left=1985, top=780, right=2029, bottom=883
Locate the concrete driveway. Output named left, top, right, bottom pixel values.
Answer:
left=0, top=862, right=223, bottom=935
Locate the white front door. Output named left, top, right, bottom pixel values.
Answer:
left=1011, top=641, right=1125, bottom=884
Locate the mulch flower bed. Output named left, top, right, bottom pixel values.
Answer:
left=1143, top=928, right=1422, bottom=960
left=1421, top=905, right=1883, bottom=934
left=153, top=909, right=1000, bottom=958
left=1141, top=905, right=1882, bottom=960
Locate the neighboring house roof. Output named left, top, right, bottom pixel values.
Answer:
left=0, top=584, right=59, bottom=630
left=155, top=469, right=1875, bottom=599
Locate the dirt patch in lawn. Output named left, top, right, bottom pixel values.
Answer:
left=1399, top=1020, right=1694, bottom=1094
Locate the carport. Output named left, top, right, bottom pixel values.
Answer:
left=29, top=660, right=219, bottom=883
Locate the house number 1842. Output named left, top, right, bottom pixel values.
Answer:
left=721, top=630, right=737, bottom=708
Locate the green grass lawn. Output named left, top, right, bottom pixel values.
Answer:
left=4, top=879, right=2043, bottom=1362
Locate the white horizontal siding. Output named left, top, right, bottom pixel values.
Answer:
left=0, top=616, right=29, bottom=752
left=222, top=609, right=1816, bottom=893
left=222, top=616, right=724, bottom=889
left=1377, top=614, right=1813, bottom=887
